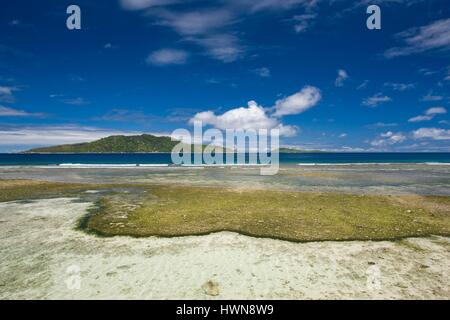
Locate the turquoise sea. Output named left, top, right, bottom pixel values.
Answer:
left=0, top=152, right=449, bottom=166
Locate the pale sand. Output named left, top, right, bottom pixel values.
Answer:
left=0, top=198, right=449, bottom=300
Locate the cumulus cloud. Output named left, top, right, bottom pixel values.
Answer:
left=370, top=131, right=406, bottom=147
left=273, top=86, right=321, bottom=117
left=146, top=48, right=189, bottom=66
left=334, top=69, right=348, bottom=87
left=189, top=86, right=321, bottom=137
left=384, top=18, right=450, bottom=58
left=362, top=93, right=391, bottom=107
left=413, top=127, right=450, bottom=140
left=190, top=101, right=278, bottom=131
left=189, top=101, right=298, bottom=137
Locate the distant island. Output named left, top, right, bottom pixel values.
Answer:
left=23, top=134, right=324, bottom=154
left=275, top=147, right=325, bottom=153
left=24, top=134, right=186, bottom=153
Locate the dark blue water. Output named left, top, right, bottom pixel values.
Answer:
left=0, top=153, right=449, bottom=166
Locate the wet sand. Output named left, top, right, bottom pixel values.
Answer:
left=0, top=197, right=449, bottom=299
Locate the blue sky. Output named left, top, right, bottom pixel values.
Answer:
left=0, top=0, right=449, bottom=152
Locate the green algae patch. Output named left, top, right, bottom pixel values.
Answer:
left=0, top=179, right=93, bottom=202
left=1, top=179, right=449, bottom=242
left=84, top=185, right=450, bottom=242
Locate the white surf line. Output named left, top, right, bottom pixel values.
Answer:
left=298, top=162, right=450, bottom=166
left=181, top=163, right=270, bottom=167
left=137, top=164, right=170, bottom=167
left=425, top=162, right=450, bottom=166
left=298, top=163, right=398, bottom=166
left=57, top=163, right=169, bottom=168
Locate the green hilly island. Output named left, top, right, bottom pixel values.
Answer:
left=25, top=134, right=184, bottom=153
left=24, top=134, right=322, bottom=154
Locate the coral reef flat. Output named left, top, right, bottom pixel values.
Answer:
left=0, top=163, right=449, bottom=299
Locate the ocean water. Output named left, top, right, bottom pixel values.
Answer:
left=0, top=152, right=449, bottom=166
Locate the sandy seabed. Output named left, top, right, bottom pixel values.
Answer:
left=0, top=197, right=449, bottom=300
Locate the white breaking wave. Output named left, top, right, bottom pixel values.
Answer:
left=58, top=163, right=169, bottom=168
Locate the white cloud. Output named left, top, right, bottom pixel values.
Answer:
left=190, top=100, right=279, bottom=131
left=277, top=124, right=299, bottom=137
left=0, top=86, right=15, bottom=96
left=362, top=93, right=391, bottom=107
left=384, top=18, right=450, bottom=58
left=418, top=68, right=438, bottom=76
left=366, top=122, right=398, bottom=129
left=384, top=82, right=415, bottom=91
left=187, top=34, right=242, bottom=63
left=0, top=86, right=18, bottom=103
left=188, top=86, right=321, bottom=137
left=253, top=67, right=271, bottom=78
left=445, top=66, right=450, bottom=81
left=189, top=100, right=299, bottom=137
left=124, top=0, right=319, bottom=64
left=63, top=97, right=90, bottom=106
left=98, top=109, right=156, bottom=123
left=0, top=125, right=144, bottom=147
left=421, top=91, right=443, bottom=102
left=189, top=86, right=321, bottom=137
left=408, top=115, right=433, bottom=123
left=426, top=107, right=447, bottom=115
left=356, top=80, right=369, bottom=90
left=334, top=69, right=348, bottom=87
left=120, top=0, right=179, bottom=10
left=68, top=74, right=85, bottom=82
left=408, top=107, right=446, bottom=123
left=370, top=131, right=406, bottom=147
left=273, top=86, right=321, bottom=117
left=230, top=0, right=318, bottom=12
left=339, top=133, right=347, bottom=138
left=0, top=105, right=44, bottom=117
left=104, top=43, right=118, bottom=49
left=146, top=48, right=189, bottom=66
left=292, top=13, right=317, bottom=33
left=147, top=8, right=242, bottom=63
left=153, top=9, right=233, bottom=36
left=413, top=127, right=450, bottom=140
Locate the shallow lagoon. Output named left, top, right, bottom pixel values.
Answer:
left=0, top=163, right=449, bottom=195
